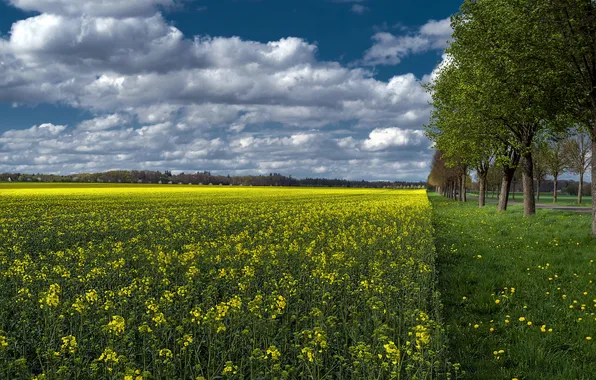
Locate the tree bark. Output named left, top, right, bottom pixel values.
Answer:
left=520, top=153, right=536, bottom=216
left=553, top=175, right=558, bottom=203
left=578, top=173, right=584, bottom=204
left=478, top=174, right=486, bottom=207
left=498, top=166, right=516, bottom=212
left=461, top=172, right=467, bottom=202
left=458, top=176, right=463, bottom=202
left=592, top=131, right=596, bottom=236
left=537, top=179, right=541, bottom=202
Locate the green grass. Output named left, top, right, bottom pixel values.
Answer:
left=431, top=193, right=596, bottom=379
left=468, top=191, right=592, bottom=207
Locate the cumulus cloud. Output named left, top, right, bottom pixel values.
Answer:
left=0, top=0, right=447, bottom=180
left=362, top=127, right=426, bottom=151
left=77, top=114, right=130, bottom=131
left=7, top=0, right=181, bottom=18
left=362, top=17, right=452, bottom=66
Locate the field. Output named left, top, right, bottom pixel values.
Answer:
left=0, top=185, right=452, bottom=379
left=432, top=194, right=596, bottom=379
left=469, top=191, right=593, bottom=207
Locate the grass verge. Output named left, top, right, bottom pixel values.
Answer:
left=431, top=193, right=596, bottom=379
left=468, top=191, right=592, bottom=207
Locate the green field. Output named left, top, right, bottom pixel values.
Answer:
left=469, top=191, right=592, bottom=207
left=432, top=194, right=596, bottom=379
left=0, top=185, right=452, bottom=379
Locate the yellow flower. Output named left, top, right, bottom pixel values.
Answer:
left=85, top=289, right=99, bottom=303
left=301, top=347, right=315, bottom=362
left=159, top=348, right=173, bottom=358
left=383, top=341, right=401, bottom=365
left=39, top=283, right=61, bottom=309
left=60, top=335, right=77, bottom=354
left=106, top=315, right=125, bottom=335
left=266, top=345, right=281, bottom=360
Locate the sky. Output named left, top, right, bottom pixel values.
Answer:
left=0, top=0, right=462, bottom=180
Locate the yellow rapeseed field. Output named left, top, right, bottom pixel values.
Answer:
left=0, top=185, right=448, bottom=379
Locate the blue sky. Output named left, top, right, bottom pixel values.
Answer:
left=0, top=0, right=461, bottom=180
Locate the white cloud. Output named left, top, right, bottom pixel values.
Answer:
left=362, top=17, right=452, bottom=66
left=7, top=0, right=180, bottom=18
left=77, top=114, right=130, bottom=131
left=362, top=127, right=426, bottom=151
left=0, top=2, right=447, bottom=180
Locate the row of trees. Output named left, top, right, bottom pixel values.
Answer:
left=0, top=171, right=425, bottom=189
left=425, top=0, right=596, bottom=235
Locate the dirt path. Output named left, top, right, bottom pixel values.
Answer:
left=466, top=195, right=592, bottom=213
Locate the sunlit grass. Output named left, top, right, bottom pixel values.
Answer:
left=432, top=194, right=596, bottom=379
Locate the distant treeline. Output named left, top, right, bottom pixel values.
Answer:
left=0, top=171, right=425, bottom=189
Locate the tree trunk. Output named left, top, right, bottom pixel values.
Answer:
left=498, top=166, right=515, bottom=212
left=479, top=174, right=486, bottom=207
left=537, top=179, right=541, bottom=202
left=592, top=133, right=596, bottom=236
left=520, top=153, right=536, bottom=216
left=553, top=175, right=558, bottom=203
left=461, top=173, right=467, bottom=202
left=458, top=176, right=463, bottom=202
left=578, top=173, right=583, bottom=204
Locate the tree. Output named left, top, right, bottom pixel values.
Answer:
left=475, top=155, right=492, bottom=207
left=448, top=0, right=572, bottom=216
left=428, top=150, right=463, bottom=200
left=544, top=0, right=596, bottom=232
left=544, top=138, right=568, bottom=203
left=533, top=144, right=550, bottom=202
left=425, top=55, right=504, bottom=209
left=563, top=128, right=592, bottom=203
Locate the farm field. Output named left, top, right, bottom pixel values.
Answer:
left=0, top=185, right=451, bottom=379
left=432, top=194, right=596, bottom=379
